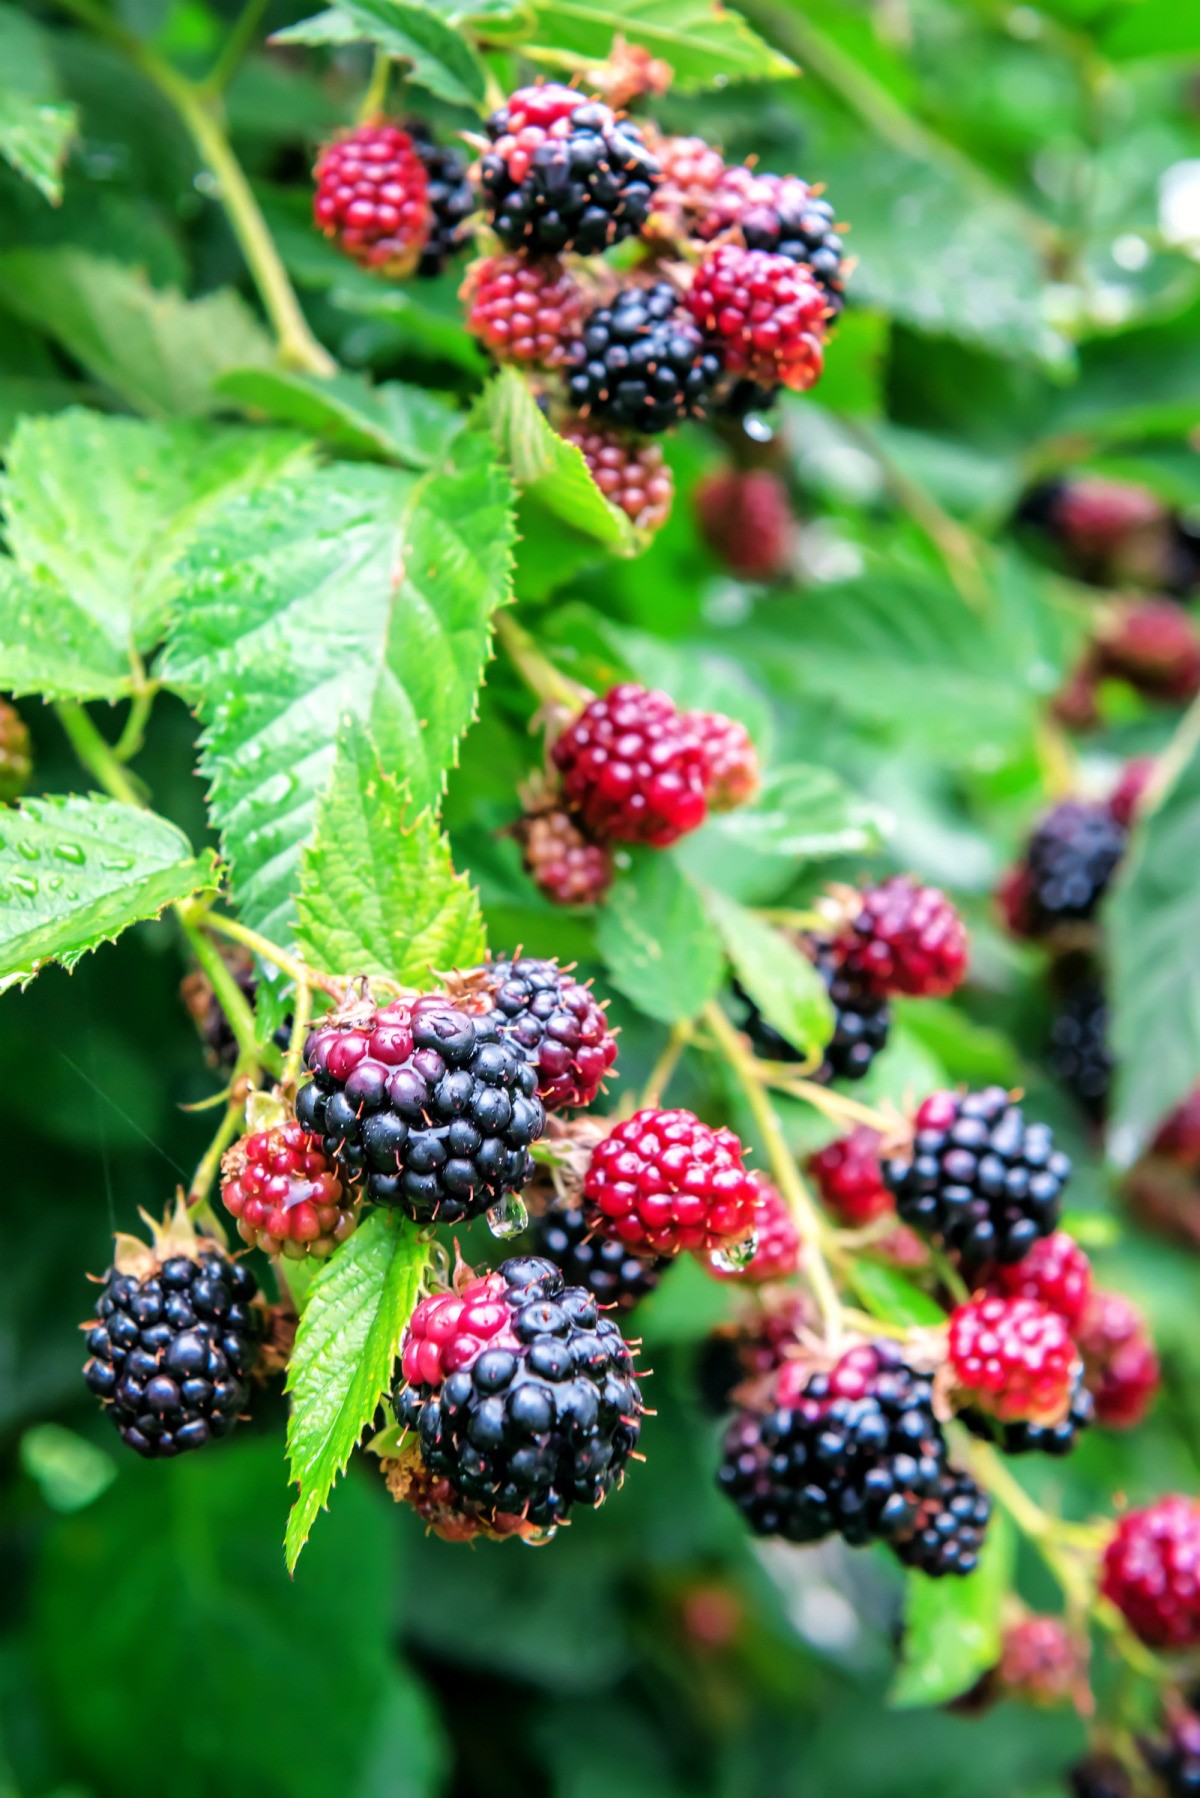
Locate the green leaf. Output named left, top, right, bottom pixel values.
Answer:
left=481, top=369, right=634, bottom=550
left=712, top=764, right=880, bottom=861
left=595, top=850, right=725, bottom=1024
left=215, top=366, right=461, bottom=469
left=0, top=794, right=218, bottom=992
left=285, top=1209, right=430, bottom=1570
left=162, top=430, right=515, bottom=943
left=0, top=5, right=76, bottom=202
left=1109, top=707, right=1200, bottom=1164
left=520, top=0, right=795, bottom=89
left=273, top=0, right=487, bottom=105
left=703, top=888, right=833, bottom=1060
left=2, top=409, right=312, bottom=658
left=296, top=722, right=486, bottom=980
left=890, top=1511, right=1013, bottom=1707
left=848, top=1259, right=946, bottom=1329
left=0, top=250, right=275, bottom=417
left=0, top=561, right=134, bottom=700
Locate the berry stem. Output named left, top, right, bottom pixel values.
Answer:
left=357, top=49, right=391, bottom=123
left=178, top=912, right=265, bottom=1072
left=55, top=701, right=144, bottom=809
left=192, top=908, right=346, bottom=998
left=703, top=1000, right=845, bottom=1346
left=199, top=0, right=272, bottom=96
left=187, top=1069, right=255, bottom=1211
left=495, top=612, right=594, bottom=712
left=765, top=1072, right=898, bottom=1138
left=282, top=977, right=314, bottom=1088
left=112, top=684, right=157, bottom=764
left=930, top=1246, right=970, bottom=1305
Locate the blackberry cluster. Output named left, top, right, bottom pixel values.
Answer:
left=1048, top=959, right=1112, bottom=1121
left=393, top=1256, right=644, bottom=1528
left=1022, top=800, right=1127, bottom=936
left=473, top=955, right=618, bottom=1113
left=296, top=993, right=544, bottom=1225
left=960, top=1368, right=1094, bottom=1457
left=514, top=806, right=614, bottom=907
left=565, top=283, right=721, bottom=434
left=893, top=1467, right=992, bottom=1577
left=479, top=84, right=659, bottom=255
left=693, top=467, right=795, bottom=581
left=709, top=170, right=848, bottom=315
left=1102, top=1496, right=1200, bottom=1649
left=883, top=1086, right=1071, bottom=1272
left=84, top=1248, right=262, bottom=1458
left=529, top=1197, right=668, bottom=1314
left=717, top=1343, right=953, bottom=1551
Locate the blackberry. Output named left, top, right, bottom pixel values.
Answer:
left=993, top=1615, right=1085, bottom=1707
left=1024, top=799, right=1127, bottom=935
left=583, top=1106, right=760, bottom=1257
left=479, top=83, right=659, bottom=255
left=1144, top=1710, right=1200, bottom=1798
left=462, top=253, right=586, bottom=368
left=1095, top=597, right=1200, bottom=705
left=883, top=1086, right=1072, bottom=1273
left=893, top=1467, right=992, bottom=1578
left=684, top=710, right=761, bottom=811
left=513, top=805, right=614, bottom=907
left=313, top=120, right=429, bottom=275
left=840, top=875, right=969, bottom=1000
left=83, top=1213, right=263, bottom=1458
left=565, top=282, right=721, bottom=435
left=1078, top=1289, right=1160, bottom=1429
left=1102, top=1496, right=1200, bottom=1649
left=959, top=1364, right=1093, bottom=1457
left=717, top=1342, right=948, bottom=1549
left=809, top=1127, right=894, bottom=1225
left=686, top=244, right=828, bottom=393
left=467, top=955, right=618, bottom=1113
left=296, top=991, right=544, bottom=1225
left=984, top=1230, right=1093, bottom=1332
left=407, top=124, right=474, bottom=274
left=220, top=1113, right=358, bottom=1259
left=649, top=132, right=729, bottom=237
left=709, top=1175, right=801, bottom=1283
left=0, top=696, right=31, bottom=803
left=735, top=940, right=891, bottom=1083
left=551, top=682, right=710, bottom=847
left=948, top=1294, right=1079, bottom=1424
left=529, top=1196, right=667, bottom=1313
left=393, top=1255, right=644, bottom=1528
left=708, top=169, right=848, bottom=316
left=693, top=467, right=795, bottom=581
left=1048, top=958, right=1112, bottom=1121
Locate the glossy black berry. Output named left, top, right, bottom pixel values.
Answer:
left=1025, top=799, right=1127, bottom=933
left=735, top=939, right=890, bottom=1084
left=529, top=1198, right=667, bottom=1314
left=566, top=283, right=721, bottom=434
left=894, top=1467, right=992, bottom=1576
left=1048, top=957, right=1112, bottom=1122
left=408, top=122, right=474, bottom=274
left=960, top=1366, right=1094, bottom=1457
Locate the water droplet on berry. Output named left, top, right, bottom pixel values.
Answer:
left=521, top=1524, right=557, bottom=1547
left=485, top=1192, right=529, bottom=1239
left=709, top=1231, right=759, bottom=1275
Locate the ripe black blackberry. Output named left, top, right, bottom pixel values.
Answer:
left=83, top=1214, right=262, bottom=1458
left=408, top=123, right=474, bottom=274
left=393, top=1255, right=644, bottom=1528
left=296, top=991, right=544, bottom=1225
left=716, top=1342, right=947, bottom=1549
left=1024, top=799, right=1127, bottom=934
left=565, top=283, right=721, bottom=434
left=529, top=1196, right=667, bottom=1313
left=463, top=955, right=618, bottom=1113
left=1048, top=957, right=1112, bottom=1121
left=960, top=1366, right=1094, bottom=1457
left=479, top=83, right=659, bottom=255
left=883, top=1086, right=1072, bottom=1273
left=893, top=1467, right=992, bottom=1576
left=735, top=939, right=890, bottom=1083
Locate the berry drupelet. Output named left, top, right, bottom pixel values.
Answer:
left=478, top=83, right=659, bottom=255
left=462, top=252, right=586, bottom=368
left=220, top=1115, right=357, bottom=1259
left=1102, top=1497, right=1200, bottom=1649
left=566, top=282, right=722, bottom=434
left=687, top=244, right=828, bottom=393
left=296, top=991, right=544, bottom=1225
left=0, top=696, right=32, bottom=803
left=883, top=1087, right=1072, bottom=1273
left=469, top=955, right=618, bottom=1113
left=393, top=1255, right=644, bottom=1528
left=551, top=683, right=710, bottom=847
left=529, top=1196, right=668, bottom=1314
left=557, top=421, right=675, bottom=531
left=514, top=806, right=614, bottom=907
left=948, top=1294, right=1080, bottom=1425
left=893, top=1466, right=992, bottom=1577
left=583, top=1107, right=760, bottom=1257
left=839, top=875, right=969, bottom=1000
left=313, top=121, right=430, bottom=275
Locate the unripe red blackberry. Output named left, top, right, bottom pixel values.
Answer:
left=948, top=1294, right=1079, bottom=1425
left=893, top=1466, right=992, bottom=1577
left=686, top=243, right=828, bottom=393
left=1143, top=1708, right=1200, bottom=1798
left=529, top=1195, right=668, bottom=1313
left=461, top=252, right=586, bottom=368
left=693, top=468, right=795, bottom=581
left=1095, top=597, right=1200, bottom=704
left=683, top=710, right=760, bottom=811
left=466, top=955, right=618, bottom=1113
left=0, top=697, right=31, bottom=803
left=82, top=1207, right=263, bottom=1458
left=478, top=83, right=659, bottom=255
left=514, top=806, right=614, bottom=907
left=705, top=167, right=848, bottom=316
left=406, top=123, right=474, bottom=274
left=220, top=1115, right=357, bottom=1259
left=1053, top=476, right=1165, bottom=563
left=583, top=1107, right=760, bottom=1257
left=839, top=875, right=968, bottom=999
left=1109, top=755, right=1156, bottom=828
left=649, top=133, right=729, bottom=236
left=1102, top=1497, right=1200, bottom=1649
left=393, top=1255, right=644, bottom=1528
left=1077, top=1289, right=1160, bottom=1428
left=551, top=682, right=709, bottom=847
left=994, top=1615, right=1085, bottom=1707
left=557, top=421, right=675, bottom=531
left=984, top=1231, right=1093, bottom=1331
left=883, top=1087, right=1072, bottom=1272
left=717, top=1341, right=951, bottom=1550
left=313, top=120, right=430, bottom=275
left=808, top=1127, right=892, bottom=1226
left=709, top=1175, right=801, bottom=1282
left=566, top=282, right=722, bottom=434
left=296, top=990, right=544, bottom=1224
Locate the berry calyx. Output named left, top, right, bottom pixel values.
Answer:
left=0, top=697, right=32, bottom=803
left=220, top=1111, right=357, bottom=1259
left=1102, top=1496, right=1200, bottom=1649
left=686, top=243, right=828, bottom=393
left=529, top=1195, right=668, bottom=1313
left=551, top=683, right=709, bottom=847
left=566, top=282, right=722, bottom=434
left=313, top=121, right=430, bottom=275
left=983, top=1231, right=1093, bottom=1331
left=1077, top=1289, right=1160, bottom=1428
left=461, top=252, right=586, bottom=368
left=382, top=1439, right=534, bottom=1542
left=393, top=1254, right=644, bottom=1529
left=808, top=1127, right=892, bottom=1226
left=684, top=710, right=761, bottom=812
left=514, top=805, right=614, bottom=907
left=708, top=1175, right=801, bottom=1282
left=467, top=955, right=618, bottom=1113
left=838, top=875, right=969, bottom=999
left=583, top=1107, right=760, bottom=1257
left=557, top=420, right=675, bottom=531
left=948, top=1294, right=1079, bottom=1425
left=296, top=989, right=544, bottom=1224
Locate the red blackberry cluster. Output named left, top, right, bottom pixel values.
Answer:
left=462, top=252, right=586, bottom=368
left=514, top=806, right=614, bottom=907
left=948, top=1294, right=1080, bottom=1425
left=991, top=1615, right=1085, bottom=1708
left=1077, top=1289, right=1160, bottom=1428
left=220, top=1116, right=357, bottom=1259
left=528, top=1195, right=668, bottom=1313
left=469, top=955, right=618, bottom=1113
left=686, top=244, right=827, bottom=392
left=313, top=119, right=472, bottom=277
left=1102, top=1497, right=1200, bottom=1649
left=839, top=875, right=969, bottom=1000
left=583, top=1106, right=760, bottom=1257
left=1095, top=597, right=1200, bottom=705
left=808, top=1127, right=892, bottom=1225
left=296, top=991, right=544, bottom=1224
left=565, top=282, right=722, bottom=433
left=708, top=169, right=848, bottom=315
left=693, top=467, right=795, bottom=581
left=883, top=1087, right=1072, bottom=1272
left=392, top=1255, right=644, bottom=1528
left=557, top=421, right=675, bottom=530
left=0, top=696, right=31, bottom=803
left=549, top=683, right=707, bottom=847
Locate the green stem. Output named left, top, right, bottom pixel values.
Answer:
left=55, top=701, right=144, bottom=806
left=179, top=912, right=262, bottom=1069
left=283, top=978, right=314, bottom=1087
left=113, top=685, right=158, bottom=763
left=495, top=611, right=593, bottom=712
left=194, top=907, right=346, bottom=998
left=641, top=1020, right=693, bottom=1107
left=200, top=0, right=273, bottom=96
left=188, top=1071, right=255, bottom=1208
left=358, top=48, right=391, bottom=122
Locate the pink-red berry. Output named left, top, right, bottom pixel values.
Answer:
left=693, top=467, right=795, bottom=581
left=709, top=1174, right=801, bottom=1282
left=220, top=1118, right=356, bottom=1259
left=515, top=806, right=614, bottom=907
left=1077, top=1289, right=1160, bottom=1428
left=584, top=1107, right=760, bottom=1256
left=948, top=1294, right=1079, bottom=1424
left=984, top=1232, right=1093, bottom=1332
left=461, top=252, right=586, bottom=368
left=703, top=167, right=848, bottom=314
left=840, top=875, right=968, bottom=999
left=399, top=1270, right=519, bottom=1389
left=1094, top=598, right=1200, bottom=704
left=557, top=421, right=675, bottom=531
left=685, top=710, right=760, bottom=811
left=1153, top=1086, right=1200, bottom=1168
left=1102, top=1496, right=1200, bottom=1649
left=808, top=1127, right=892, bottom=1226
left=649, top=133, right=729, bottom=235
left=686, top=243, right=827, bottom=392
left=313, top=121, right=430, bottom=275
left=551, top=683, right=709, bottom=847
left=994, top=1615, right=1086, bottom=1708
left=1054, top=476, right=1164, bottom=560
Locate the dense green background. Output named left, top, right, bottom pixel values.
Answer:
left=3, top=0, right=1200, bottom=1792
